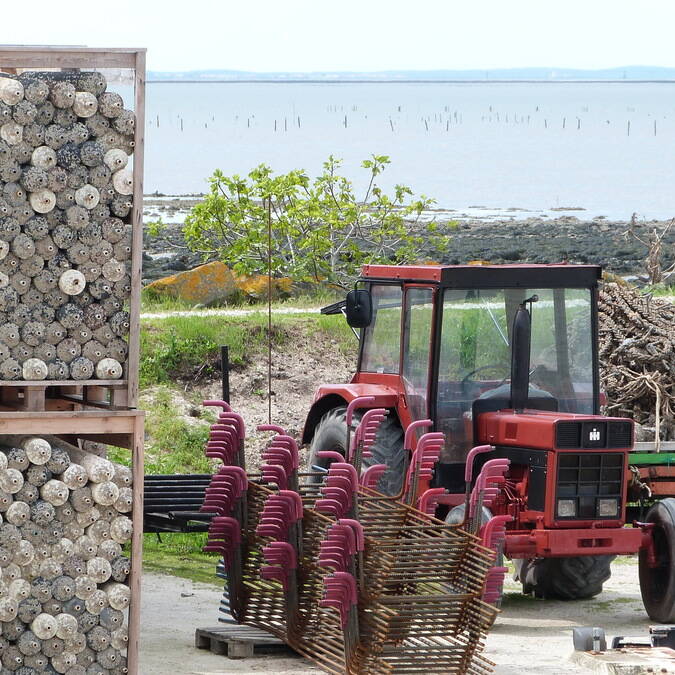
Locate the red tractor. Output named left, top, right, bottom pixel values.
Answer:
left=302, top=263, right=675, bottom=620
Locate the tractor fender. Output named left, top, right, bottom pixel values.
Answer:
left=301, top=384, right=399, bottom=445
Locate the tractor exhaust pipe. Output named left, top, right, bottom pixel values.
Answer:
left=510, top=296, right=536, bottom=413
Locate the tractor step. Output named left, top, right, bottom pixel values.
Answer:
left=194, top=625, right=294, bottom=659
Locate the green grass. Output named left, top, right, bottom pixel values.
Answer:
left=311, top=314, right=358, bottom=359
left=140, top=314, right=274, bottom=386
left=142, top=532, right=221, bottom=586
left=140, top=312, right=354, bottom=387
left=141, top=284, right=343, bottom=314
left=144, top=386, right=214, bottom=474
left=141, top=291, right=198, bottom=313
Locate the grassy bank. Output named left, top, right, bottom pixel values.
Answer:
left=136, top=308, right=355, bottom=583
left=140, top=310, right=353, bottom=388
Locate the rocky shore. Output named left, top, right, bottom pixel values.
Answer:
left=142, top=196, right=674, bottom=285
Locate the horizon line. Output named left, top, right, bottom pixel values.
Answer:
left=146, top=78, right=675, bottom=84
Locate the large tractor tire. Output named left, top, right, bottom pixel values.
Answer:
left=308, top=406, right=405, bottom=496
left=639, top=498, right=675, bottom=622
left=515, top=555, right=614, bottom=600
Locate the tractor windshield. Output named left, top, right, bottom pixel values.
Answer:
left=436, top=287, right=595, bottom=462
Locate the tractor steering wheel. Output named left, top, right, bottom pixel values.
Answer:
left=460, top=363, right=507, bottom=385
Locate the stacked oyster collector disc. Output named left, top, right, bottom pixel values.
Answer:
left=0, top=435, right=132, bottom=674
left=0, top=71, right=133, bottom=382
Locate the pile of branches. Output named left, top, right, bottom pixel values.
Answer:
left=599, top=282, right=675, bottom=441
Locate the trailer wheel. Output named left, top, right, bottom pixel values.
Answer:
left=307, top=406, right=405, bottom=496
left=515, top=555, right=614, bottom=600
left=639, top=498, right=675, bottom=622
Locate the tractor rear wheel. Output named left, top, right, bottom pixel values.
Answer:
left=515, top=555, right=614, bottom=600
left=639, top=498, right=675, bottom=622
left=308, top=406, right=405, bottom=496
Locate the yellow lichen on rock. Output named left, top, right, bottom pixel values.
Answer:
left=234, top=274, right=293, bottom=300
left=145, top=262, right=294, bottom=305
left=145, top=261, right=238, bottom=306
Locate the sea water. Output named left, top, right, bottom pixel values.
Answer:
left=138, top=81, right=675, bottom=221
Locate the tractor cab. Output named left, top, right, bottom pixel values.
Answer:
left=347, top=264, right=600, bottom=473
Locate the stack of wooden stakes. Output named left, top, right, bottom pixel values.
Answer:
left=0, top=46, right=146, bottom=675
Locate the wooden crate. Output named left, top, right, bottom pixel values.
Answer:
left=0, top=408, right=145, bottom=674
left=0, top=46, right=146, bottom=675
left=0, top=379, right=129, bottom=411
left=0, top=46, right=146, bottom=411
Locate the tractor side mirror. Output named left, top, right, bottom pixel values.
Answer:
left=345, top=289, right=372, bottom=328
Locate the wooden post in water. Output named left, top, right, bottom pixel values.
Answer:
left=627, top=120, right=630, bottom=136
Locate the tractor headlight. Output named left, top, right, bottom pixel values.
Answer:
left=597, top=498, right=619, bottom=517
left=557, top=499, right=576, bottom=517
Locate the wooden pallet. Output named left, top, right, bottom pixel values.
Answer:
left=0, top=380, right=129, bottom=412
left=195, top=625, right=294, bottom=659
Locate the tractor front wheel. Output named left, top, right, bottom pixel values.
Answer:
left=308, top=406, right=405, bottom=496
left=515, top=555, right=614, bottom=600
left=639, top=498, right=675, bottom=622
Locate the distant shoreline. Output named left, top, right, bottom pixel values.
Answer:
left=147, top=79, right=675, bottom=84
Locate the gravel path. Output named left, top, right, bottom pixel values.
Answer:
left=140, top=297, right=675, bottom=321
left=140, top=555, right=662, bottom=674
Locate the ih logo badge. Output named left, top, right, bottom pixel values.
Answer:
left=582, top=422, right=605, bottom=447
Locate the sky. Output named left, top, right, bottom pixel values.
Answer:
left=4, top=0, right=675, bottom=73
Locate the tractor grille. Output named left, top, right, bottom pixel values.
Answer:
left=608, top=421, right=633, bottom=448
left=555, top=421, right=633, bottom=449
left=555, top=422, right=581, bottom=448
left=556, top=453, right=623, bottom=519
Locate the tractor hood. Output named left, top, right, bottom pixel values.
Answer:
left=477, top=409, right=634, bottom=451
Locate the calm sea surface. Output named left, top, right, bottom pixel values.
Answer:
left=137, top=82, right=675, bottom=220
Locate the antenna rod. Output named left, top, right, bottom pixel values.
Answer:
left=267, top=197, right=273, bottom=425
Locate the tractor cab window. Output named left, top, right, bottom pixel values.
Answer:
left=402, top=287, right=434, bottom=422
left=437, top=287, right=594, bottom=463
left=360, top=284, right=403, bottom=374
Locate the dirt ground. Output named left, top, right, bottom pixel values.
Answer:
left=139, top=555, right=661, bottom=674
left=185, top=326, right=355, bottom=469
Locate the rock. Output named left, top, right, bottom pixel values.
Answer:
left=145, top=261, right=237, bottom=306
left=234, top=273, right=293, bottom=300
